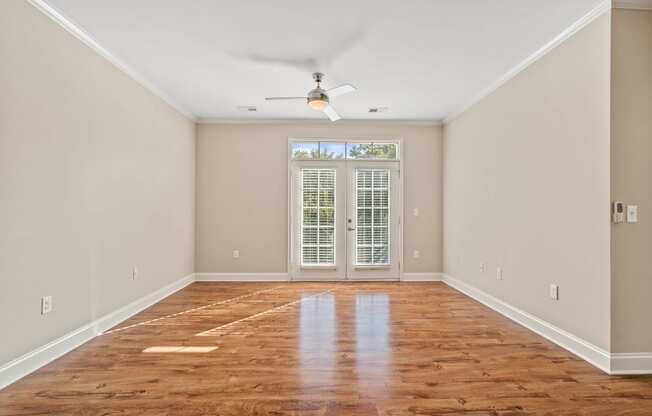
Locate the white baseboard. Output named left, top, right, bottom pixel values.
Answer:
left=94, top=273, right=195, bottom=334
left=3, top=272, right=650, bottom=390
left=0, top=322, right=98, bottom=391
left=401, top=272, right=443, bottom=282
left=441, top=274, right=612, bottom=374
left=195, top=272, right=290, bottom=282
left=0, top=273, right=194, bottom=390
left=613, top=0, right=652, bottom=10
left=611, top=353, right=652, bottom=375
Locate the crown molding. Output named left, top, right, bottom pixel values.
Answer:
left=443, top=0, right=613, bottom=124
left=30, top=0, right=633, bottom=126
left=28, top=0, right=196, bottom=121
left=613, top=0, right=652, bottom=9
left=196, top=118, right=443, bottom=126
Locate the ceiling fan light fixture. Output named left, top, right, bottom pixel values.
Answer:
left=308, top=98, right=329, bottom=111
left=307, top=87, right=329, bottom=111
left=265, top=72, right=355, bottom=122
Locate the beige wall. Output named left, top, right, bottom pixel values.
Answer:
left=196, top=123, right=442, bottom=274
left=611, top=9, right=652, bottom=353
left=0, top=1, right=195, bottom=364
left=443, top=14, right=612, bottom=350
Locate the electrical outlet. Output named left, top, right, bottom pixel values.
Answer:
left=233, top=250, right=240, bottom=259
left=627, top=205, right=638, bottom=223
left=550, top=284, right=559, bottom=300
left=41, top=296, right=53, bottom=315
left=480, top=262, right=486, bottom=273
left=413, top=250, right=420, bottom=259
left=412, top=208, right=419, bottom=217
left=132, top=267, right=138, bottom=280
left=496, top=267, right=503, bottom=280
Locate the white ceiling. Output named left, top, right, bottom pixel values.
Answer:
left=43, top=0, right=604, bottom=121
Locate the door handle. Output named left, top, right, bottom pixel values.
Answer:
left=347, top=227, right=356, bottom=231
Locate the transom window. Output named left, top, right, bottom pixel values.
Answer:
left=291, top=141, right=399, bottom=161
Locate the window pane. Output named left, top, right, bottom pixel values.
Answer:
left=303, top=189, right=318, bottom=207
left=347, top=143, right=375, bottom=159
left=303, top=169, right=319, bottom=188
left=373, top=189, right=388, bottom=206
left=357, top=227, right=372, bottom=245
left=374, top=227, right=388, bottom=244
left=357, top=170, right=372, bottom=188
left=319, top=246, right=334, bottom=264
left=357, top=246, right=372, bottom=264
left=319, top=170, right=335, bottom=188
left=357, top=208, right=372, bottom=226
left=373, top=208, right=388, bottom=224
left=355, top=168, right=391, bottom=266
left=300, top=168, right=336, bottom=266
left=319, top=142, right=345, bottom=159
left=373, top=170, right=389, bottom=187
left=320, top=189, right=335, bottom=207
left=303, top=227, right=318, bottom=245
left=319, top=208, right=335, bottom=226
left=292, top=142, right=319, bottom=160
left=303, top=208, right=318, bottom=226
left=373, top=246, right=389, bottom=263
left=373, top=144, right=397, bottom=160
left=319, top=227, right=334, bottom=245
left=357, top=189, right=372, bottom=207
left=303, top=246, right=318, bottom=263
left=347, top=143, right=398, bottom=160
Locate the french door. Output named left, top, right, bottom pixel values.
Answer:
left=291, top=160, right=400, bottom=280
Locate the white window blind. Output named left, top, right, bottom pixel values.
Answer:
left=301, top=168, right=336, bottom=266
left=355, top=168, right=390, bottom=265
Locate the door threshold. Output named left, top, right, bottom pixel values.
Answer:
left=290, top=278, right=401, bottom=282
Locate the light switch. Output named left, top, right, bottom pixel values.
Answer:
left=613, top=201, right=625, bottom=223
left=627, top=205, right=638, bottom=223
left=41, top=296, right=53, bottom=314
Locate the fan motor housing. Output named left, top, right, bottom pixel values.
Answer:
left=307, top=87, right=329, bottom=104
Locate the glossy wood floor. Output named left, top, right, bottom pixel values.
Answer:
left=1, top=282, right=651, bottom=415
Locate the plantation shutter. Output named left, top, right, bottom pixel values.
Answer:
left=355, top=168, right=390, bottom=265
left=299, top=168, right=336, bottom=266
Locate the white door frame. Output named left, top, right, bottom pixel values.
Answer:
left=346, top=161, right=400, bottom=281
left=287, top=137, right=404, bottom=281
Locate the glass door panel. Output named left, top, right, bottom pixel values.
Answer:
left=291, top=161, right=346, bottom=280
left=347, top=162, right=400, bottom=280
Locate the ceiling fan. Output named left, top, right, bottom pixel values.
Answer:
left=265, top=72, right=356, bottom=121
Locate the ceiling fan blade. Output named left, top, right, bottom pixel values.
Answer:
left=326, top=84, right=356, bottom=98
left=323, top=105, right=341, bottom=122
left=265, top=96, right=307, bottom=101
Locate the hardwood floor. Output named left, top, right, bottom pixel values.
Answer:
left=1, top=282, right=651, bottom=415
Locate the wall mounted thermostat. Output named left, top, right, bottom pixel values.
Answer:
left=612, top=201, right=625, bottom=223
